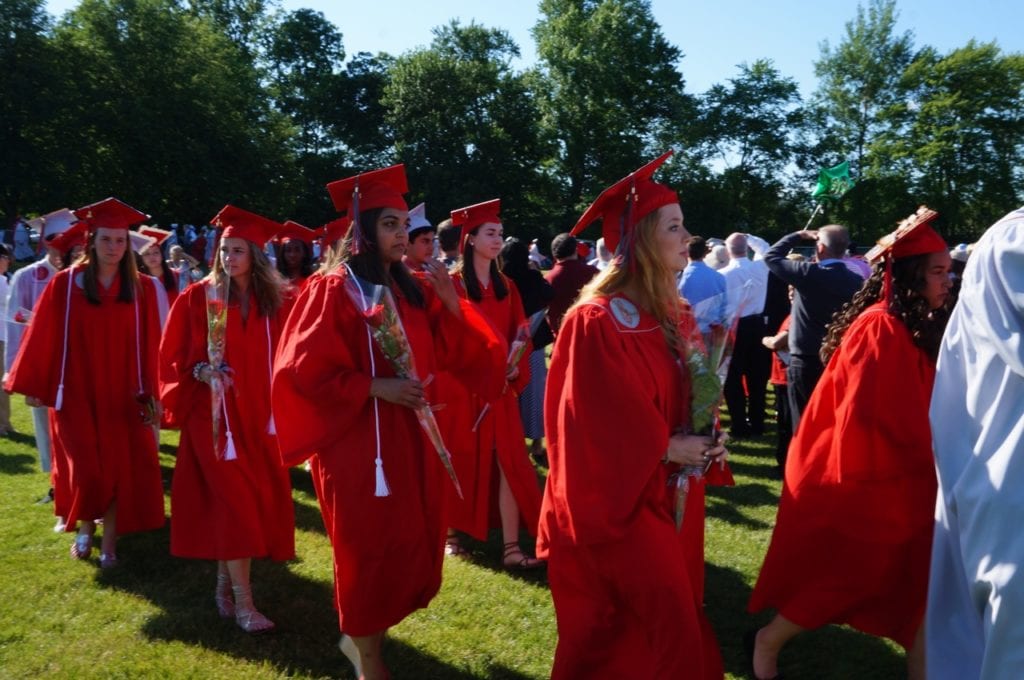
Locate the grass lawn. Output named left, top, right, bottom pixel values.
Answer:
left=0, top=395, right=907, bottom=679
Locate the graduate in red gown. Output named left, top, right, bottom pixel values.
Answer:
left=537, top=152, right=730, bottom=679
left=444, top=198, right=544, bottom=570
left=136, top=226, right=181, bottom=309
left=4, top=197, right=165, bottom=568
left=159, top=205, right=295, bottom=634
left=275, top=220, right=317, bottom=289
left=272, top=164, right=504, bottom=680
left=747, top=207, right=953, bottom=680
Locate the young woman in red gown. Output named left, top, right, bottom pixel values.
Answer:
left=538, top=153, right=730, bottom=679
left=159, top=205, right=295, bottom=633
left=272, top=165, right=504, bottom=679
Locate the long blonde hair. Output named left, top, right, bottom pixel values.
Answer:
left=207, top=239, right=286, bottom=318
left=575, top=206, right=686, bottom=353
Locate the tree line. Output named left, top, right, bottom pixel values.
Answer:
left=3, top=0, right=1022, bottom=247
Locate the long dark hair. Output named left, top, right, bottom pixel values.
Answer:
left=820, top=254, right=951, bottom=364
left=454, top=227, right=508, bottom=302
left=332, top=207, right=425, bottom=309
left=137, top=247, right=178, bottom=293
left=81, top=232, right=141, bottom=305
left=276, top=239, right=314, bottom=279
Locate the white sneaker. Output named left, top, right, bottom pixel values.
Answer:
left=53, top=517, right=67, bottom=533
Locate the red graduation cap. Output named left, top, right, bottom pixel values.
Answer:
left=325, top=164, right=409, bottom=254
left=74, top=197, right=150, bottom=232
left=450, top=199, right=501, bottom=253
left=49, top=222, right=88, bottom=253
left=278, top=220, right=318, bottom=246
left=865, top=206, right=948, bottom=263
left=319, top=216, right=351, bottom=248
left=211, top=205, right=282, bottom=247
left=138, top=226, right=173, bottom=247
left=865, top=205, right=948, bottom=308
left=571, top=151, right=678, bottom=256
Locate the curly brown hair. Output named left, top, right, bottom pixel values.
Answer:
left=820, top=254, right=951, bottom=364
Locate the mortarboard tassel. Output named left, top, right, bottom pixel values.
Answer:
left=224, top=429, right=237, bottom=461
left=350, top=183, right=362, bottom=255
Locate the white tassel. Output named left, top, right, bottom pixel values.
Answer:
left=267, top=413, right=276, bottom=435
left=224, top=430, right=237, bottom=461
left=374, top=457, right=390, bottom=497
left=55, top=384, right=64, bottom=411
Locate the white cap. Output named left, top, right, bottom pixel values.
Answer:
left=129, top=231, right=158, bottom=254
left=950, top=243, right=970, bottom=263
left=407, top=203, right=432, bottom=234
left=28, top=209, right=78, bottom=240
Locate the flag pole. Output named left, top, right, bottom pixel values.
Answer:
left=803, top=203, right=824, bottom=230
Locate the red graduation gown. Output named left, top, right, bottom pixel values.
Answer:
left=444, top=274, right=543, bottom=540
left=271, top=271, right=503, bottom=636
left=4, top=268, right=165, bottom=534
left=158, top=282, right=295, bottom=561
left=748, top=303, right=937, bottom=648
left=537, top=294, right=726, bottom=680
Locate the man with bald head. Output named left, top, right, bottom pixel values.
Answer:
left=765, top=225, right=864, bottom=434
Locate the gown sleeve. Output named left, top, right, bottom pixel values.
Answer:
left=272, top=275, right=374, bottom=466
left=3, top=270, right=68, bottom=404
left=158, top=283, right=205, bottom=429
left=542, top=302, right=674, bottom=545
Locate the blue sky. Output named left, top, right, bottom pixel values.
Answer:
left=44, top=0, right=1024, bottom=97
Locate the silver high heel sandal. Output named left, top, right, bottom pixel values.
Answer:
left=215, top=572, right=234, bottom=618
left=232, top=584, right=275, bottom=633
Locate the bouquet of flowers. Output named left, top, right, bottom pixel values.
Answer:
left=342, top=267, right=463, bottom=499
left=12, top=307, right=32, bottom=324
left=205, top=277, right=235, bottom=460
left=670, top=284, right=746, bottom=530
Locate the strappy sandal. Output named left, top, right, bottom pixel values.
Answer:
left=70, top=533, right=93, bottom=560
left=502, top=542, right=545, bottom=571
left=445, top=534, right=470, bottom=558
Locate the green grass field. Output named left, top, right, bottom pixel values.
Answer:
left=0, top=396, right=907, bottom=679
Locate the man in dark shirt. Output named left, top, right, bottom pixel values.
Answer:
left=545, top=233, right=599, bottom=333
left=765, top=225, right=864, bottom=433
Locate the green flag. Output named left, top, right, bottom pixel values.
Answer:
left=812, top=161, right=854, bottom=202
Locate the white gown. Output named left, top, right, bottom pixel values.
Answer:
left=928, top=206, right=1024, bottom=679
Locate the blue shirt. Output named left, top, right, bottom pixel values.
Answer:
left=679, top=261, right=727, bottom=331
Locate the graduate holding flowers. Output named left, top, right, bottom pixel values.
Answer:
left=271, top=164, right=504, bottom=680
left=537, top=152, right=729, bottom=679
left=159, top=205, right=295, bottom=634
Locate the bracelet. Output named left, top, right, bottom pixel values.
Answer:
left=192, top=362, right=210, bottom=382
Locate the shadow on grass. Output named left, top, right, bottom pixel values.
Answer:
left=288, top=467, right=328, bottom=536
left=95, top=526, right=504, bottom=679
left=0, top=447, right=38, bottom=474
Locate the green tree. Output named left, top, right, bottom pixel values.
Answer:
left=383, top=21, right=555, bottom=235
left=877, top=41, right=1024, bottom=238
left=47, top=0, right=296, bottom=223
left=532, top=0, right=686, bottom=224
left=0, top=0, right=58, bottom=225
left=685, top=60, right=806, bottom=236
left=809, top=0, right=917, bottom=241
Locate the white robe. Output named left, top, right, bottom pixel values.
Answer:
left=928, top=206, right=1024, bottom=679
left=4, top=257, right=60, bottom=373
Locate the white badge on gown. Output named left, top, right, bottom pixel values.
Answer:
left=610, top=297, right=639, bottom=329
